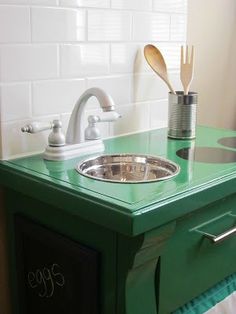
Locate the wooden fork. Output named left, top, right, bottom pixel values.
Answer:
left=180, top=45, right=195, bottom=95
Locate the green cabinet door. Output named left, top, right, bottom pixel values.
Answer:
left=6, top=190, right=117, bottom=314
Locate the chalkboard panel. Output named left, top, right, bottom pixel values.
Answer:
left=14, top=215, right=100, bottom=314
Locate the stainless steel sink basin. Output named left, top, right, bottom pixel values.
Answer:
left=76, top=154, right=180, bottom=183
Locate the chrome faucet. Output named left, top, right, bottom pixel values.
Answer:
left=66, top=87, right=120, bottom=144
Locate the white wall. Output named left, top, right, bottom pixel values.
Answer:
left=0, top=0, right=187, bottom=159
left=187, top=0, right=236, bottom=129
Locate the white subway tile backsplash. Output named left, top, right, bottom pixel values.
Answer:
left=158, top=43, right=183, bottom=70
left=111, top=0, right=152, bottom=11
left=133, top=73, right=168, bottom=103
left=153, top=0, right=187, bottom=13
left=0, top=0, right=187, bottom=159
left=30, top=0, right=58, bottom=5
left=0, top=1, right=30, bottom=3
left=110, top=103, right=150, bottom=137
left=133, top=13, right=170, bottom=41
left=111, top=44, right=150, bottom=74
left=0, top=0, right=58, bottom=4
left=0, top=6, right=30, bottom=43
left=88, top=10, right=132, bottom=41
left=0, top=45, right=58, bottom=82
left=0, top=83, right=31, bottom=121
left=170, top=14, right=187, bottom=41
left=87, top=75, right=131, bottom=107
left=32, top=79, right=85, bottom=115
left=31, top=7, right=86, bottom=42
left=169, top=71, right=184, bottom=92
left=150, top=100, right=168, bottom=129
left=60, top=0, right=110, bottom=8
left=60, top=44, right=110, bottom=77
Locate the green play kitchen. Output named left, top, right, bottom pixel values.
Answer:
left=1, top=41, right=236, bottom=314
left=1, top=124, right=236, bottom=314
left=1, top=0, right=236, bottom=313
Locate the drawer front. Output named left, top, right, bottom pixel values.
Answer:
left=159, top=194, right=236, bottom=314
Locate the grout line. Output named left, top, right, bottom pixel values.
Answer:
left=0, top=39, right=187, bottom=46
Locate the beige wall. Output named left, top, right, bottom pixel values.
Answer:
left=187, top=0, right=236, bottom=129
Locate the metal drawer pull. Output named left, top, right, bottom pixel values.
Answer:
left=191, top=212, right=236, bottom=244
left=205, top=226, right=236, bottom=244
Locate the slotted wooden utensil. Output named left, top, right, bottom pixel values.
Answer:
left=180, top=45, right=195, bottom=95
left=144, top=44, right=176, bottom=94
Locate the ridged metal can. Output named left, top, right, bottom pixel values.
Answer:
left=168, top=91, right=198, bottom=139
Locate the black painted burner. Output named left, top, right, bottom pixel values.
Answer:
left=218, top=137, right=236, bottom=149
left=176, top=147, right=236, bottom=163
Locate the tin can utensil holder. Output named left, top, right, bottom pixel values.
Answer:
left=168, top=91, right=198, bottom=139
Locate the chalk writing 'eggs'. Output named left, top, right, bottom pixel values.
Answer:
left=27, top=263, right=65, bottom=298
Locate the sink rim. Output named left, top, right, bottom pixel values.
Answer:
left=76, top=153, right=180, bottom=184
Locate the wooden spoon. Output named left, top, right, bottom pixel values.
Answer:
left=144, top=44, right=176, bottom=94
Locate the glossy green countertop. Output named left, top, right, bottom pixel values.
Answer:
left=1, top=126, right=236, bottom=235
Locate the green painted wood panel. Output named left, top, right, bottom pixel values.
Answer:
left=159, top=194, right=236, bottom=313
left=5, top=190, right=117, bottom=314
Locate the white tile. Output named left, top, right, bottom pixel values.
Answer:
left=88, top=10, right=132, bottom=41
left=60, top=113, right=71, bottom=134
left=150, top=100, right=168, bottom=129
left=111, top=0, right=152, bottom=10
left=170, top=14, right=187, bottom=41
left=0, top=45, right=58, bottom=82
left=169, top=71, right=185, bottom=92
left=0, top=116, right=59, bottom=159
left=31, top=7, right=86, bottom=42
left=153, top=0, right=187, bottom=13
left=132, top=73, right=168, bottom=102
left=60, top=44, right=110, bottom=77
left=0, top=1, right=30, bottom=3
left=111, top=44, right=150, bottom=74
left=87, top=75, right=131, bottom=108
left=0, top=83, right=31, bottom=122
left=110, top=103, right=150, bottom=137
left=0, top=0, right=58, bottom=6
left=0, top=6, right=30, bottom=43
left=133, top=13, right=170, bottom=41
left=32, top=79, right=86, bottom=115
left=60, top=0, right=109, bottom=8
left=157, top=43, right=183, bottom=70
left=0, top=0, right=58, bottom=3
left=0, top=0, right=59, bottom=2
left=30, top=0, right=58, bottom=5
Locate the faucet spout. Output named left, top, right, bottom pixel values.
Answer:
left=66, top=87, right=116, bottom=144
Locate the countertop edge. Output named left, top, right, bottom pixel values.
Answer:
left=1, top=161, right=236, bottom=236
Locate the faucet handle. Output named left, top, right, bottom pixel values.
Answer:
left=21, top=119, right=65, bottom=147
left=84, top=115, right=101, bottom=140
left=21, top=121, right=53, bottom=133
left=84, top=112, right=121, bottom=141
left=48, top=120, right=65, bottom=147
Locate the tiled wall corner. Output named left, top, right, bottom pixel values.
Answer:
left=0, top=0, right=187, bottom=159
